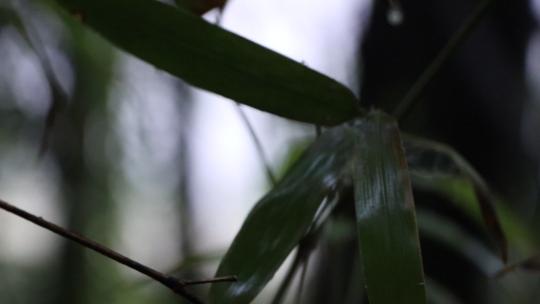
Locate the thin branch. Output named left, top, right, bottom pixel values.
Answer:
left=271, top=201, right=328, bottom=304
left=0, top=199, right=236, bottom=304
left=293, top=254, right=310, bottom=304
left=234, top=104, right=277, bottom=185
left=271, top=249, right=303, bottom=304
left=183, top=276, right=238, bottom=286
left=315, top=125, right=322, bottom=138
left=212, top=8, right=277, bottom=186
left=392, top=0, right=494, bottom=120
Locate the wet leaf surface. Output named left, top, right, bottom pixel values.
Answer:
left=352, top=112, right=426, bottom=304
left=210, top=126, right=357, bottom=304
left=53, top=0, right=360, bottom=125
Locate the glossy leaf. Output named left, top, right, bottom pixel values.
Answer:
left=404, top=136, right=508, bottom=262
left=352, top=112, right=426, bottom=304
left=52, top=0, right=360, bottom=125
left=210, top=126, right=356, bottom=304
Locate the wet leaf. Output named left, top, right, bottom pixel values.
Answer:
left=352, top=111, right=426, bottom=304
left=404, top=136, right=508, bottom=262
left=210, top=126, right=356, bottom=304
left=52, top=0, right=360, bottom=125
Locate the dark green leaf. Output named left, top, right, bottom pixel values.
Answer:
left=52, top=0, right=360, bottom=125
left=174, top=0, right=227, bottom=15
left=352, top=111, right=426, bottom=304
left=404, top=136, right=508, bottom=262
left=210, top=126, right=356, bottom=304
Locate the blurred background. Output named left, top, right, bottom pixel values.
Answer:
left=0, top=0, right=539, bottom=303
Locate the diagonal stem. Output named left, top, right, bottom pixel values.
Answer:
left=393, top=0, right=494, bottom=120
left=235, top=104, right=277, bottom=185
left=0, top=199, right=236, bottom=304
left=213, top=8, right=277, bottom=186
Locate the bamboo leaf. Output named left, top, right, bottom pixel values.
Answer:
left=352, top=111, right=426, bottom=304
left=403, top=136, right=508, bottom=262
left=210, top=126, right=356, bottom=304
left=52, top=0, right=360, bottom=125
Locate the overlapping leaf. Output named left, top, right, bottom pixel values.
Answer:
left=403, top=136, right=508, bottom=262
left=210, top=126, right=356, bottom=304
left=52, top=0, right=359, bottom=125
left=352, top=112, right=426, bottom=304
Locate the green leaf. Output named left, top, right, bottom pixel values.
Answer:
left=52, top=0, right=360, bottom=125
left=352, top=111, right=426, bottom=304
left=210, top=126, right=356, bottom=304
left=403, top=136, right=508, bottom=262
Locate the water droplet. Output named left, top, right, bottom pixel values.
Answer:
left=387, top=4, right=404, bottom=26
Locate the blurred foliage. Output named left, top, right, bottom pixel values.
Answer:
left=0, top=0, right=539, bottom=304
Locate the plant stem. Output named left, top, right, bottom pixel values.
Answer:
left=215, top=3, right=277, bottom=186
left=294, top=254, right=310, bottom=304
left=271, top=249, right=303, bottom=304
left=183, top=276, right=238, bottom=286
left=393, top=0, right=494, bottom=120
left=235, top=104, right=277, bottom=185
left=0, top=199, right=236, bottom=304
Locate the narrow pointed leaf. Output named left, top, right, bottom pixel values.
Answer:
left=403, top=136, right=508, bottom=262
left=352, top=112, right=426, bottom=304
left=210, top=126, right=356, bottom=304
left=52, top=0, right=359, bottom=125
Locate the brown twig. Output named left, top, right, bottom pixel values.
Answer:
left=0, top=199, right=236, bottom=304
